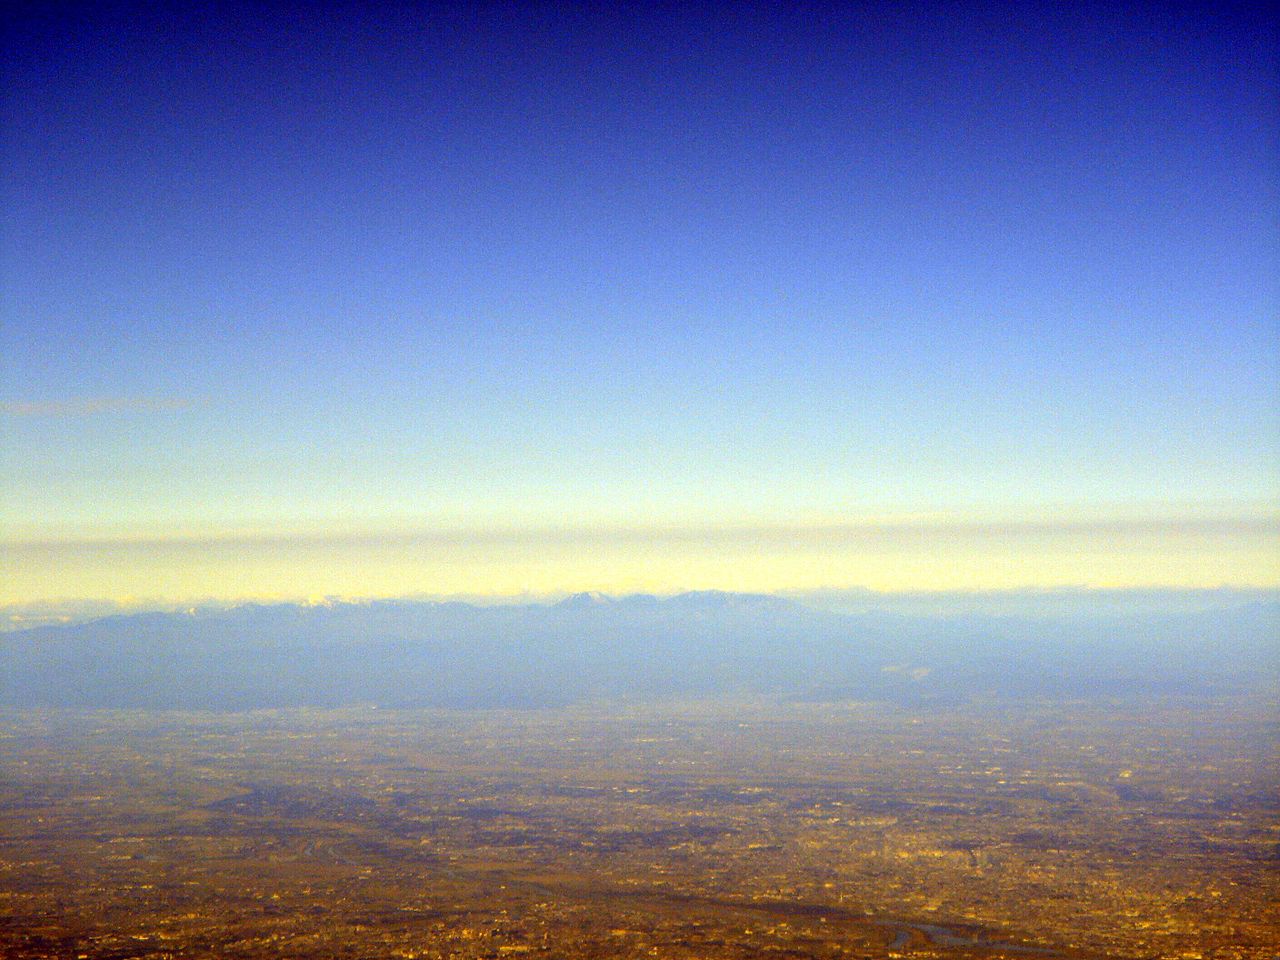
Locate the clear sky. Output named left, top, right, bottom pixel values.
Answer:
left=2, top=1, right=1277, bottom=602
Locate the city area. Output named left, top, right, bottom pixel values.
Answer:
left=0, top=696, right=1276, bottom=959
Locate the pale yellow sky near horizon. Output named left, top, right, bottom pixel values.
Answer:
left=4, top=513, right=1276, bottom=605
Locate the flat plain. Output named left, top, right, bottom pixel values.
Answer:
left=1, top=696, right=1276, bottom=959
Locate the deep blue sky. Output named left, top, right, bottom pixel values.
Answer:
left=1, top=2, right=1276, bottom=598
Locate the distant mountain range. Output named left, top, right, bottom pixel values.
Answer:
left=1, top=591, right=1276, bottom=709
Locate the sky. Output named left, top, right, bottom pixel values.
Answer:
left=1, top=1, right=1277, bottom=603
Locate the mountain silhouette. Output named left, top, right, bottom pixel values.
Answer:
left=1, top=592, right=1274, bottom=709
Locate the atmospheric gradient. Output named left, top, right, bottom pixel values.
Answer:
left=2, top=2, right=1276, bottom=603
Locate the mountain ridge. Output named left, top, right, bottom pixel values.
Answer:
left=2, top=592, right=1275, bottom=710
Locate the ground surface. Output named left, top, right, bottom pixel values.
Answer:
left=0, top=697, right=1276, bottom=958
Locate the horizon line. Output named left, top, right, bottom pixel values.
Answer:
left=5, top=583, right=1279, bottom=611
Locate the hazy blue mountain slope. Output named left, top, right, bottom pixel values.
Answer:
left=0, top=593, right=1274, bottom=709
